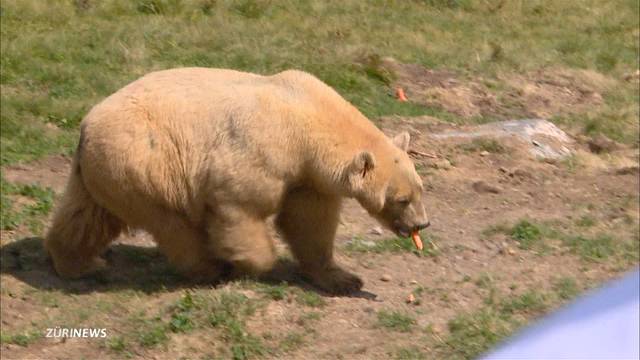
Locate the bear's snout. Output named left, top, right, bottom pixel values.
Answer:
left=414, top=220, right=430, bottom=231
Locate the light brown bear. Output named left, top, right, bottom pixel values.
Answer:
left=45, top=68, right=430, bottom=294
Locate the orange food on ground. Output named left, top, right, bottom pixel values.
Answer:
left=411, top=231, right=423, bottom=250
left=395, top=87, right=408, bottom=102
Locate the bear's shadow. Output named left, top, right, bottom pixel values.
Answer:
left=0, top=237, right=377, bottom=299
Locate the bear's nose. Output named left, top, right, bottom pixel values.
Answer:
left=415, top=221, right=430, bottom=231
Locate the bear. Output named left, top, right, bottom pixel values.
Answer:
left=44, top=68, right=430, bottom=294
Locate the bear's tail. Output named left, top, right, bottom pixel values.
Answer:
left=44, top=156, right=123, bottom=278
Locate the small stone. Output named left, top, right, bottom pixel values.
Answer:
left=409, top=280, right=418, bottom=285
left=430, top=159, right=452, bottom=170
left=472, top=181, right=501, bottom=194
left=507, top=248, right=516, bottom=255
left=480, top=150, right=489, bottom=157
left=499, top=167, right=509, bottom=173
left=369, top=226, right=384, bottom=235
left=587, top=134, right=619, bottom=154
left=615, top=166, right=639, bottom=175
left=380, top=274, right=392, bottom=282
left=458, top=229, right=465, bottom=235
left=406, top=293, right=416, bottom=304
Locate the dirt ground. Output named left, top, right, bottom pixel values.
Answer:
left=1, top=63, right=638, bottom=360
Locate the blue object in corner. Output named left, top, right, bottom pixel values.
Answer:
left=481, top=268, right=640, bottom=360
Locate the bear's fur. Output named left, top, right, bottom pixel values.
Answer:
left=45, top=68, right=429, bottom=294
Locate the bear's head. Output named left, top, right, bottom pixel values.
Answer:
left=347, top=132, right=430, bottom=237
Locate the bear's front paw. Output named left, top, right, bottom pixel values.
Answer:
left=308, top=266, right=363, bottom=295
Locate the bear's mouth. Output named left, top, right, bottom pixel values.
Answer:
left=393, top=223, right=412, bottom=238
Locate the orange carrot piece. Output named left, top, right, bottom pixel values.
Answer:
left=411, top=231, right=423, bottom=250
left=396, top=87, right=408, bottom=102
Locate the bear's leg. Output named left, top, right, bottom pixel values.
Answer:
left=275, top=187, right=363, bottom=294
left=148, top=215, right=226, bottom=282
left=45, top=165, right=123, bottom=278
left=206, top=207, right=276, bottom=277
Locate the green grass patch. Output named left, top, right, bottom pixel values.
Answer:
left=576, top=215, right=596, bottom=228
left=1, top=178, right=55, bottom=233
left=105, top=335, right=128, bottom=353
left=377, top=310, right=416, bottom=332
left=562, top=234, right=617, bottom=262
left=499, top=290, right=548, bottom=315
left=253, top=282, right=326, bottom=307
left=345, top=233, right=436, bottom=257
left=483, top=219, right=558, bottom=252
left=255, top=282, right=289, bottom=301
left=552, top=277, right=580, bottom=301
left=442, top=308, right=512, bottom=360
left=0, top=331, right=42, bottom=347
left=168, top=291, right=195, bottom=333
left=459, top=138, right=506, bottom=154
left=475, top=273, right=494, bottom=289
left=394, top=346, right=427, bottom=360
left=121, top=290, right=267, bottom=358
left=279, top=332, right=306, bottom=353
left=295, top=290, right=326, bottom=308
left=510, top=220, right=543, bottom=250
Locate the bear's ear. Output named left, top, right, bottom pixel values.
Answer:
left=347, top=151, right=385, bottom=212
left=392, top=132, right=410, bottom=152
left=349, top=151, right=376, bottom=179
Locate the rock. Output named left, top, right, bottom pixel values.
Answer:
left=380, top=274, right=392, bottom=282
left=472, top=181, right=501, bottom=194
left=430, top=159, right=452, bottom=170
left=409, top=280, right=418, bottom=285
left=480, top=150, right=490, bottom=157
left=624, top=69, right=640, bottom=81
left=369, top=226, right=384, bottom=235
left=615, top=165, right=639, bottom=175
left=406, top=293, right=416, bottom=304
left=430, top=119, right=573, bottom=160
left=587, top=134, right=620, bottom=154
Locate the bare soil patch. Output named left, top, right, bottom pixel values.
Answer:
left=382, top=58, right=617, bottom=120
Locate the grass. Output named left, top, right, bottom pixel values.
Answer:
left=482, top=219, right=554, bottom=251
left=377, top=310, right=416, bottom=333
left=442, top=308, right=512, bottom=360
left=1, top=178, right=55, bottom=233
left=105, top=335, right=128, bottom=353
left=562, top=234, right=617, bottom=262
left=576, top=215, right=596, bottom=228
left=254, top=282, right=326, bottom=307
left=294, top=290, right=326, bottom=308
left=394, top=346, right=426, bottom=360
left=0, top=331, right=42, bottom=347
left=437, top=288, right=552, bottom=360
left=483, top=218, right=638, bottom=263
left=499, top=290, right=548, bottom=315
left=510, top=220, right=544, bottom=250
left=1, top=0, right=638, bottom=168
left=459, top=138, right=506, bottom=153
left=279, top=332, right=306, bottom=353
left=552, top=277, right=580, bottom=301
left=345, top=233, right=436, bottom=257
left=115, top=290, right=267, bottom=358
